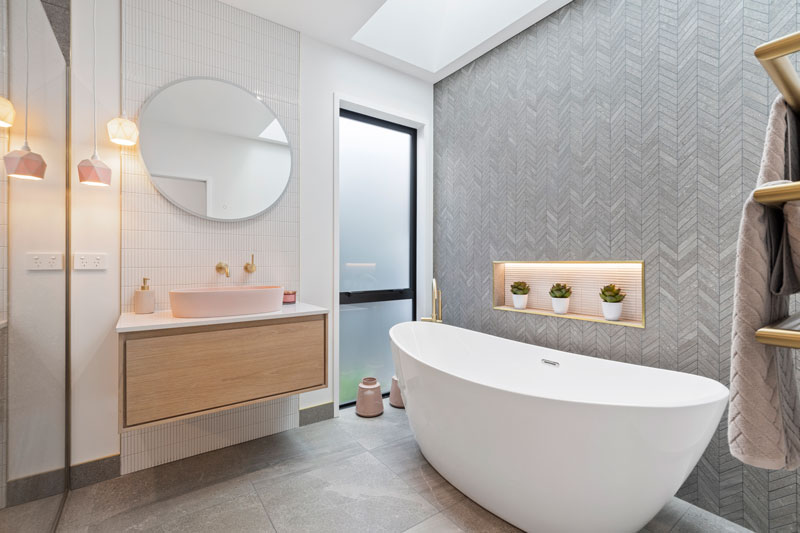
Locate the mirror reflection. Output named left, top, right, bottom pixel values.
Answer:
left=139, top=78, right=291, bottom=221
left=0, top=0, right=67, bottom=529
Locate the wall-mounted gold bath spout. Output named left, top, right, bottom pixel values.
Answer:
left=216, top=262, right=230, bottom=277
left=421, top=278, right=443, bottom=323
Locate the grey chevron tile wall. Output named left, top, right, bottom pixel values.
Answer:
left=433, top=0, right=800, bottom=531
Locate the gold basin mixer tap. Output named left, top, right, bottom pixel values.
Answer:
left=244, top=254, right=256, bottom=274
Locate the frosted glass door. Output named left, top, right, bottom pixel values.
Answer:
left=339, top=300, right=413, bottom=404
left=338, top=110, right=416, bottom=405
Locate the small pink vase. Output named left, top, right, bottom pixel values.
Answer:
left=356, top=377, right=384, bottom=418
left=389, top=376, right=404, bottom=409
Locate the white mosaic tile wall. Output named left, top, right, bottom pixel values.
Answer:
left=121, top=396, right=298, bottom=474
left=120, top=0, right=300, bottom=313
left=119, top=0, right=301, bottom=472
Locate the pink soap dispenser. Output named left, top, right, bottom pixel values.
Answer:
left=134, top=277, right=155, bottom=314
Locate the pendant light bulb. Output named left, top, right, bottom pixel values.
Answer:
left=79, top=0, right=111, bottom=187
left=4, top=0, right=46, bottom=181
left=107, top=114, right=139, bottom=146
left=0, top=96, right=15, bottom=128
left=107, top=1, right=138, bottom=147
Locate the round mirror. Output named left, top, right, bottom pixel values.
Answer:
left=139, top=78, right=292, bottom=221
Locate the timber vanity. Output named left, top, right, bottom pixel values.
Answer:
left=115, top=302, right=328, bottom=429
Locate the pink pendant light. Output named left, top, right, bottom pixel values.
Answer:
left=79, top=0, right=111, bottom=186
left=4, top=0, right=46, bottom=181
left=77, top=155, right=111, bottom=186
left=106, top=0, right=138, bottom=146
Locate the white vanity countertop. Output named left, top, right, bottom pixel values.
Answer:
left=116, top=302, right=328, bottom=333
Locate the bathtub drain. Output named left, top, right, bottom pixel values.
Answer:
left=541, top=359, right=560, bottom=367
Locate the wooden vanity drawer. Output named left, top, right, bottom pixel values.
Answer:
left=120, top=314, right=326, bottom=428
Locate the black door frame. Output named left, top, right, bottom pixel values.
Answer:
left=337, top=109, right=417, bottom=320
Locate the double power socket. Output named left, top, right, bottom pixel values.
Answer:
left=25, top=252, right=108, bottom=271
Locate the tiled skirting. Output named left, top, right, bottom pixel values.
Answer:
left=299, top=402, right=335, bottom=427
left=70, top=455, right=120, bottom=490
left=121, top=396, right=299, bottom=474
left=5, top=468, right=65, bottom=507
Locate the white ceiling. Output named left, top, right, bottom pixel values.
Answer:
left=220, top=0, right=572, bottom=83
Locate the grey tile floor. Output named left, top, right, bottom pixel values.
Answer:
left=0, top=493, right=63, bottom=532
left=2, top=398, right=753, bottom=532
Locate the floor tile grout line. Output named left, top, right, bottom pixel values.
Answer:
left=398, top=511, right=446, bottom=533
left=367, top=436, right=469, bottom=518
left=248, top=444, right=370, bottom=488
left=251, top=479, right=279, bottom=533
left=668, top=505, right=692, bottom=532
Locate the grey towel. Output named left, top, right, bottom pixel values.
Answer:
left=729, top=97, right=800, bottom=470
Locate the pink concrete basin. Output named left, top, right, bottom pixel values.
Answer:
left=169, top=286, right=284, bottom=318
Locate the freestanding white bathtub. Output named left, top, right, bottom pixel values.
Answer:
left=389, top=321, right=729, bottom=533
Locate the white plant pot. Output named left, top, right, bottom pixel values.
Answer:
left=602, top=301, right=623, bottom=321
left=551, top=297, right=570, bottom=315
left=512, top=294, right=528, bottom=309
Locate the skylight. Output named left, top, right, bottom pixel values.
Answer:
left=352, top=0, right=562, bottom=73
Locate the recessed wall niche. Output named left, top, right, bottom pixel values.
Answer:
left=492, top=261, right=645, bottom=328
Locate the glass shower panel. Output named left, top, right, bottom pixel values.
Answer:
left=339, top=300, right=412, bottom=405
left=0, top=1, right=67, bottom=528
left=339, top=116, right=411, bottom=292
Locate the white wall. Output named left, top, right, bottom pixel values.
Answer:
left=68, top=4, right=434, bottom=465
left=69, top=0, right=121, bottom=466
left=8, top=0, right=67, bottom=479
left=298, top=35, right=433, bottom=409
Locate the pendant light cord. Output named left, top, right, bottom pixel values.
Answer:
left=92, top=0, right=97, bottom=158
left=120, top=0, right=126, bottom=117
left=23, top=0, right=29, bottom=148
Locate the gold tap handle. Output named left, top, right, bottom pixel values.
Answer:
left=438, top=289, right=443, bottom=322
left=244, top=254, right=257, bottom=274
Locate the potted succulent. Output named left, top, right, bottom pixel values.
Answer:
left=510, top=281, right=530, bottom=309
left=549, top=283, right=572, bottom=314
left=599, top=284, right=626, bottom=321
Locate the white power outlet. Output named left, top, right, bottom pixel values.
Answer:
left=73, top=253, right=108, bottom=271
left=26, top=253, right=64, bottom=271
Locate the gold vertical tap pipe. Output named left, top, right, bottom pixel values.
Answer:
left=432, top=278, right=438, bottom=321
left=421, top=278, right=442, bottom=323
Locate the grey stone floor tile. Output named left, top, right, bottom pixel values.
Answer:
left=337, top=402, right=413, bottom=450
left=639, top=497, right=691, bottom=533
left=62, top=476, right=256, bottom=532
left=0, top=493, right=63, bottom=533
left=247, top=441, right=364, bottom=485
left=288, top=417, right=362, bottom=456
left=371, top=437, right=465, bottom=510
left=441, top=498, right=522, bottom=533
left=671, top=505, right=753, bottom=533
left=51, top=405, right=753, bottom=533
left=404, top=512, right=464, bottom=532
left=254, top=451, right=437, bottom=533
left=160, top=493, right=274, bottom=533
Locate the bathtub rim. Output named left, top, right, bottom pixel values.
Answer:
left=390, top=321, right=729, bottom=411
